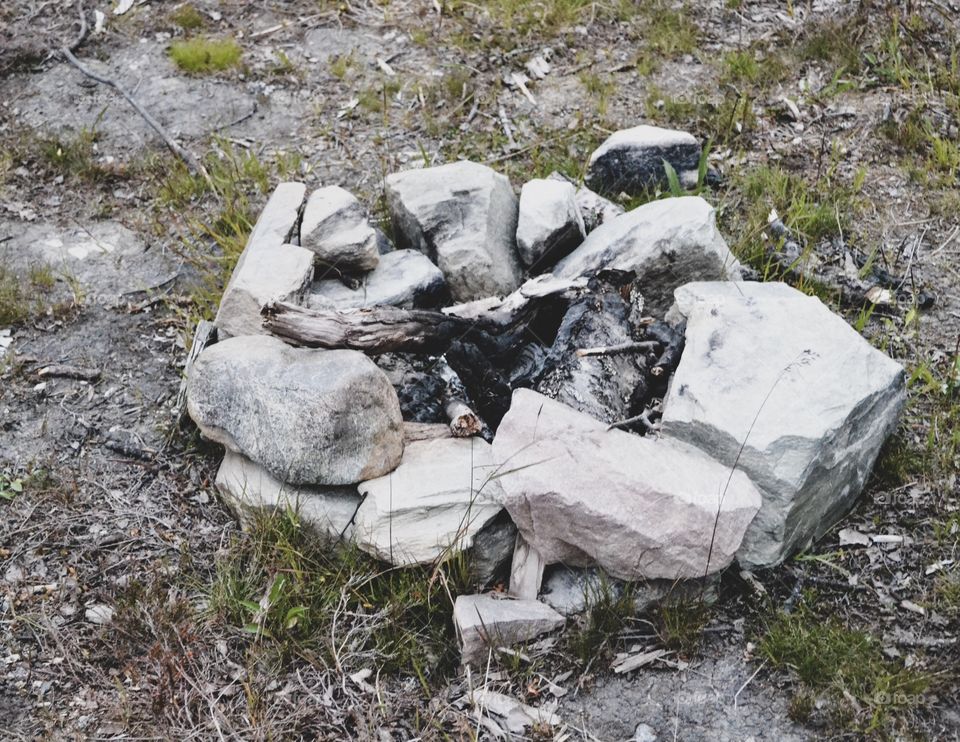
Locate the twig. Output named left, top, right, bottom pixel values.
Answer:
left=59, top=1, right=211, bottom=185
left=606, top=410, right=659, bottom=432
left=38, top=364, right=101, bottom=382
left=733, top=660, right=767, bottom=710
left=575, top=340, right=659, bottom=358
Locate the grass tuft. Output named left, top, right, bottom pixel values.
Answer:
left=170, top=3, right=205, bottom=31
left=0, top=262, right=59, bottom=326
left=169, top=37, right=241, bottom=74
left=759, top=605, right=933, bottom=734
left=206, top=507, right=472, bottom=677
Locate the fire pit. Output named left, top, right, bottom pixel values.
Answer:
left=185, top=124, right=905, bottom=663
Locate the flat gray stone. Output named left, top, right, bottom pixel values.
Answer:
left=354, top=437, right=504, bottom=566
left=454, top=594, right=564, bottom=666
left=516, top=178, right=585, bottom=270
left=385, top=161, right=523, bottom=301
left=214, top=182, right=313, bottom=338
left=552, top=196, right=742, bottom=315
left=187, top=335, right=403, bottom=485
left=491, top=389, right=762, bottom=580
left=306, top=249, right=446, bottom=310
left=300, top=186, right=380, bottom=274
left=585, top=125, right=701, bottom=196
left=216, top=449, right=359, bottom=540
left=660, top=281, right=907, bottom=568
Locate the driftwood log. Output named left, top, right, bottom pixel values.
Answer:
left=263, top=276, right=589, bottom=356
left=262, top=302, right=486, bottom=354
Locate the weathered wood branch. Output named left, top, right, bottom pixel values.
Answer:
left=444, top=399, right=483, bottom=437
left=262, top=301, right=486, bottom=354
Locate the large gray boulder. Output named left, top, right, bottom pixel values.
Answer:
left=491, top=389, right=762, bottom=580
left=552, top=196, right=741, bottom=315
left=187, top=335, right=403, bottom=485
left=216, top=450, right=360, bottom=540
left=516, top=178, right=585, bottom=270
left=354, top=437, right=504, bottom=566
left=214, top=182, right=314, bottom=338
left=306, top=249, right=445, bottom=310
left=300, top=185, right=380, bottom=274
left=660, top=281, right=907, bottom=568
left=585, top=125, right=701, bottom=196
left=385, top=162, right=523, bottom=302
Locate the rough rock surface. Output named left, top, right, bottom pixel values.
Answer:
left=187, top=335, right=403, bottom=485
left=660, top=281, right=907, bottom=568
left=214, top=182, right=313, bottom=337
left=585, top=125, right=701, bottom=196
left=454, top=594, right=565, bottom=665
left=216, top=450, right=359, bottom=540
left=467, top=512, right=518, bottom=587
left=306, top=249, right=446, bottom=310
left=540, top=566, right=715, bottom=616
left=385, top=161, right=523, bottom=301
left=552, top=196, right=742, bottom=314
left=516, top=178, right=585, bottom=269
left=575, top=185, right=626, bottom=233
left=354, top=437, right=504, bottom=566
left=545, top=171, right=624, bottom=233
left=491, top=390, right=762, bottom=580
left=300, top=185, right=380, bottom=274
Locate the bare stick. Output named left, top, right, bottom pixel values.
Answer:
left=402, top=422, right=452, bottom=443
left=263, top=301, right=482, bottom=354
left=575, top=340, right=659, bottom=358
left=607, top=410, right=659, bottom=433
left=59, top=1, right=210, bottom=183
left=38, top=364, right=101, bottom=382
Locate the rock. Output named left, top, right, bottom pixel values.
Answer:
left=516, top=178, right=585, bottom=270
left=585, top=125, right=701, bottom=196
left=509, top=534, right=546, bottom=599
left=214, top=182, right=314, bottom=337
left=85, top=604, right=114, bottom=625
left=576, top=185, right=625, bottom=233
left=471, top=689, right=562, bottom=733
left=385, top=161, right=523, bottom=302
left=455, top=594, right=565, bottom=666
left=306, top=249, right=446, bottom=310
left=491, top=389, right=762, bottom=580
left=354, top=437, right=505, bottom=566
left=545, top=171, right=624, bottom=233
left=467, top=511, right=518, bottom=587
left=541, top=567, right=633, bottom=616
left=187, top=335, right=403, bottom=485
left=552, top=196, right=742, bottom=315
left=539, top=566, right=712, bottom=617
left=215, top=450, right=359, bottom=540
left=300, top=185, right=380, bottom=274
left=660, top=281, right=907, bottom=568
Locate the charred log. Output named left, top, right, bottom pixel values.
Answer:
left=445, top=340, right=513, bottom=428
left=535, top=284, right=645, bottom=424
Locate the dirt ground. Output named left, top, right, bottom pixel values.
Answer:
left=2, top=1, right=959, bottom=740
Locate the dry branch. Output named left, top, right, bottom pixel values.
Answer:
left=262, top=301, right=483, bottom=354
left=59, top=0, right=210, bottom=181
